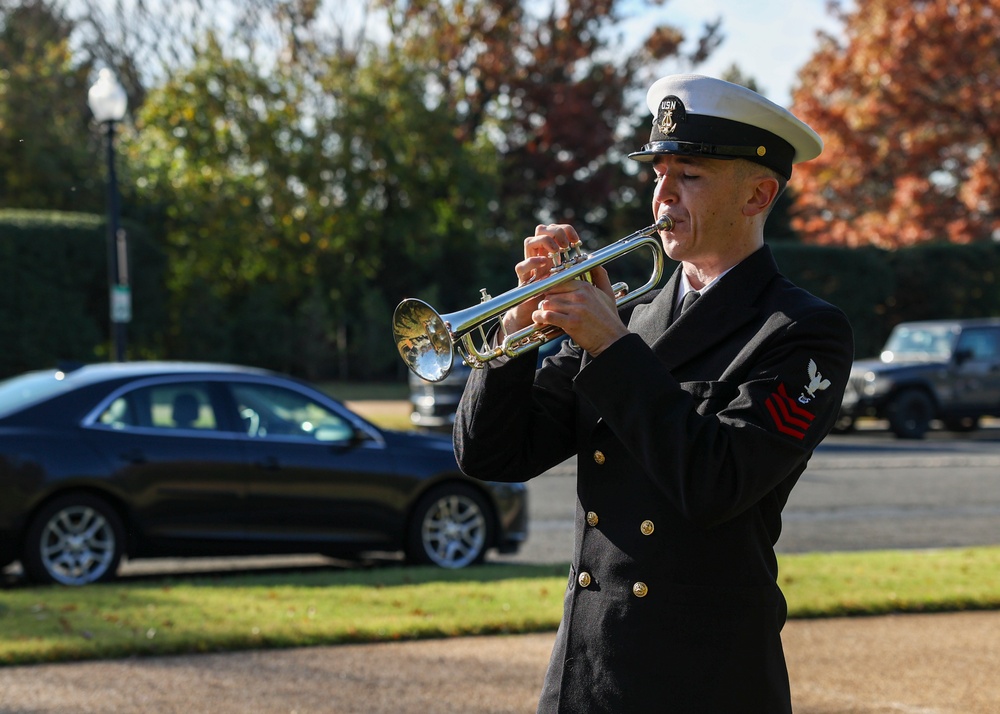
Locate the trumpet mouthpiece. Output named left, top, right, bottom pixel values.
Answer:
left=655, top=214, right=674, bottom=232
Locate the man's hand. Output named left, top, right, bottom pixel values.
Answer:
left=502, top=224, right=628, bottom=356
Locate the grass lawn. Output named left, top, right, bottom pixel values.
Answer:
left=3, top=547, right=1000, bottom=667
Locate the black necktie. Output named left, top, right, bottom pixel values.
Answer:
left=680, top=290, right=700, bottom=314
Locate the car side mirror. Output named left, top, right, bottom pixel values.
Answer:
left=315, top=423, right=359, bottom=442
left=954, top=348, right=974, bottom=365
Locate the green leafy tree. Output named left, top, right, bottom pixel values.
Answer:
left=126, top=38, right=498, bottom=379
left=300, top=52, right=503, bottom=378
left=123, top=37, right=304, bottom=369
left=0, top=0, right=101, bottom=211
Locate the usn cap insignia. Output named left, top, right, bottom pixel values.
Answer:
left=655, top=95, right=686, bottom=137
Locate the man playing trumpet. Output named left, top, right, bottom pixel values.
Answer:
left=455, top=74, right=854, bottom=712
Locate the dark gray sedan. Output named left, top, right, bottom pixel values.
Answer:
left=0, top=362, right=527, bottom=585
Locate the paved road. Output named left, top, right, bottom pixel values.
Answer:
left=493, top=424, right=1000, bottom=565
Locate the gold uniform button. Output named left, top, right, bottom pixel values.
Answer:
left=640, top=520, right=655, bottom=536
left=586, top=511, right=599, bottom=527
left=578, top=571, right=592, bottom=588
left=593, top=450, right=606, bottom=465
left=632, top=581, right=649, bottom=598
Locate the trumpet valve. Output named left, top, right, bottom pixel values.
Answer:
left=548, top=242, right=590, bottom=275
left=548, top=239, right=585, bottom=264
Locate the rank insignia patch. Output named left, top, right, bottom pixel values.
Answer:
left=766, top=383, right=815, bottom=440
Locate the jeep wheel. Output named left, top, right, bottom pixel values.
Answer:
left=887, top=390, right=933, bottom=439
left=944, top=416, right=979, bottom=433
left=831, top=415, right=855, bottom=434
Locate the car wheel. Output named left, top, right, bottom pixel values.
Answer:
left=887, top=390, right=934, bottom=439
left=21, top=493, right=125, bottom=586
left=406, top=483, right=493, bottom=569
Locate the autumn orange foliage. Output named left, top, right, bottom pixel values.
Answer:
left=789, top=0, right=1000, bottom=247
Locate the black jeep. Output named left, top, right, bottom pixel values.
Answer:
left=838, top=318, right=1000, bottom=438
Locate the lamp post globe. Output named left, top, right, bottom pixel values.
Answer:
left=88, top=69, right=130, bottom=362
left=87, top=68, right=128, bottom=123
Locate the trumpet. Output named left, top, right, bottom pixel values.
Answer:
left=392, top=215, right=673, bottom=382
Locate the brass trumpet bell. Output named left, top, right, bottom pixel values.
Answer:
left=393, top=298, right=455, bottom=383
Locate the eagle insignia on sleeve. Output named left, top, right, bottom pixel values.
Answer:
left=765, top=359, right=832, bottom=440
left=805, top=359, right=831, bottom=398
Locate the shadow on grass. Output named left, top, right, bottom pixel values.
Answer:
left=153, top=560, right=571, bottom=590
left=2, top=558, right=571, bottom=591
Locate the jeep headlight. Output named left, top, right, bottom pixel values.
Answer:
left=862, top=370, right=891, bottom=396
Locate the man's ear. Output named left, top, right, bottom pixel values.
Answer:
left=743, top=175, right=781, bottom=218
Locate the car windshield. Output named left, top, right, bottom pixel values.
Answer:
left=881, top=325, right=958, bottom=362
left=0, top=370, right=69, bottom=417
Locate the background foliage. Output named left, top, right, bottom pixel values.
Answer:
left=0, top=1, right=102, bottom=211
left=790, top=0, right=1000, bottom=247
left=1, top=0, right=998, bottom=380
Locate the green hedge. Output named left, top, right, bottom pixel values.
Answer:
left=886, top=243, right=1000, bottom=322
left=0, top=210, right=166, bottom=376
left=772, top=242, right=1000, bottom=358
left=771, top=244, right=895, bottom=357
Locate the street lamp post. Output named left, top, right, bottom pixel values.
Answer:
left=88, top=69, right=130, bottom=362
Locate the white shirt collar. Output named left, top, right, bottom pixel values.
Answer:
left=675, top=266, right=734, bottom=311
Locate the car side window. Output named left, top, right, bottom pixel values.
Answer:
left=97, top=396, right=134, bottom=429
left=229, top=383, right=353, bottom=442
left=955, top=329, right=1000, bottom=362
left=97, top=383, right=218, bottom=431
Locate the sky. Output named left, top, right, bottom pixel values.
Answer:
left=622, top=0, right=853, bottom=108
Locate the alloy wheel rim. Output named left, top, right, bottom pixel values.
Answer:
left=421, top=494, right=486, bottom=568
left=40, top=506, right=116, bottom=585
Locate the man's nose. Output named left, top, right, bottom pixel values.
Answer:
left=653, top=174, right=677, bottom=203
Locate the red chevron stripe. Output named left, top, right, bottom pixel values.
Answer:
left=770, top=389, right=812, bottom=430
left=777, top=384, right=816, bottom=421
left=766, top=396, right=807, bottom=439
left=765, top=382, right=819, bottom=440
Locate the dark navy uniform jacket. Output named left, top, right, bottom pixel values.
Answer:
left=454, top=245, right=854, bottom=713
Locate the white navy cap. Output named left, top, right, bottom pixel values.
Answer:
left=629, top=74, right=822, bottom=179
